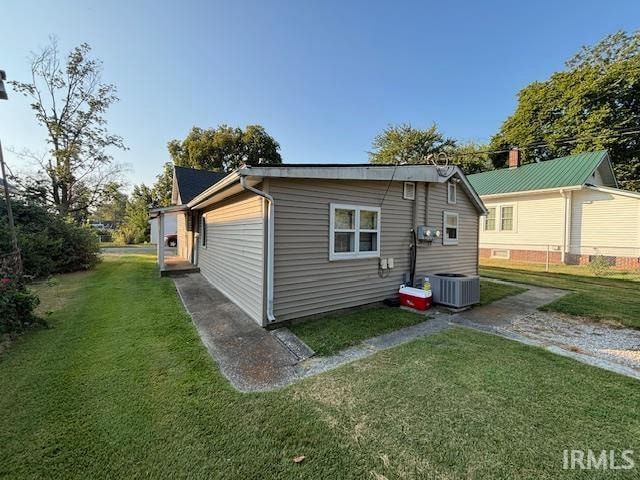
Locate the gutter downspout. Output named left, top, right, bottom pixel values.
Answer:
left=560, top=189, right=572, bottom=264
left=240, top=176, right=276, bottom=324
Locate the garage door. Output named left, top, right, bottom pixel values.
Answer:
left=197, top=192, right=264, bottom=324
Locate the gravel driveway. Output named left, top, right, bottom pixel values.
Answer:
left=510, top=312, right=640, bottom=372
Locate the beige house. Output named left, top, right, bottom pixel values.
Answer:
left=151, top=164, right=486, bottom=326
left=468, top=149, right=640, bottom=269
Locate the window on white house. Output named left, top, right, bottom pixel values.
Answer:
left=403, top=182, right=416, bottom=200
left=485, top=207, right=496, bottom=231
left=200, top=214, right=207, bottom=246
left=330, top=204, right=381, bottom=260
left=447, top=182, right=457, bottom=204
left=500, top=206, right=514, bottom=231
left=443, top=212, right=459, bottom=245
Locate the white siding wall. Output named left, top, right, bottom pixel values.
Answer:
left=198, top=192, right=265, bottom=324
left=479, top=192, right=565, bottom=251
left=570, top=188, right=640, bottom=256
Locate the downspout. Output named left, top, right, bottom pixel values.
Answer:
left=240, top=176, right=276, bottom=324
left=560, top=189, right=572, bottom=264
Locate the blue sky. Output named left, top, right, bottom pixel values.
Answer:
left=2, top=0, right=640, bottom=188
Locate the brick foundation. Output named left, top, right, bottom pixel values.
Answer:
left=482, top=248, right=640, bottom=270
left=509, top=249, right=563, bottom=264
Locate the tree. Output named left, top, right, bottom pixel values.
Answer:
left=167, top=124, right=282, bottom=172
left=10, top=38, right=126, bottom=217
left=448, top=142, right=493, bottom=174
left=490, top=30, right=640, bottom=190
left=369, top=123, right=456, bottom=164
left=115, top=184, right=152, bottom=244
left=93, top=182, right=127, bottom=227
left=151, top=162, right=174, bottom=207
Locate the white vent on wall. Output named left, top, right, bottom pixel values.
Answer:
left=403, top=182, right=416, bottom=200
left=491, top=249, right=510, bottom=259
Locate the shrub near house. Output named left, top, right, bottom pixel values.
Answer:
left=0, top=201, right=100, bottom=278
left=0, top=275, right=40, bottom=333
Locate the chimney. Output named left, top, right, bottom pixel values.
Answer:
left=508, top=147, right=520, bottom=168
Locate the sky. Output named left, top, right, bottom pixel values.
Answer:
left=2, top=0, right=640, bottom=190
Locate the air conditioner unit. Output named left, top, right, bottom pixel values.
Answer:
left=430, top=273, right=480, bottom=308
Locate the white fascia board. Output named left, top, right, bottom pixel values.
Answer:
left=238, top=165, right=442, bottom=182
left=187, top=171, right=241, bottom=208
left=587, top=185, right=640, bottom=199
left=149, top=204, right=189, bottom=218
left=480, top=185, right=583, bottom=200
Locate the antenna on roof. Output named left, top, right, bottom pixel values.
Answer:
left=428, top=152, right=455, bottom=177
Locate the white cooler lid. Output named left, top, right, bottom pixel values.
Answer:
left=399, top=286, right=431, bottom=298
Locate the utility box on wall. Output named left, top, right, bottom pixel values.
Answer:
left=416, top=225, right=441, bottom=242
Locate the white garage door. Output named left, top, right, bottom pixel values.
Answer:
left=197, top=192, right=264, bottom=324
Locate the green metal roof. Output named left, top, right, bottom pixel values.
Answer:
left=467, top=151, right=609, bottom=196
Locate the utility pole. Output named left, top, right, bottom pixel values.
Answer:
left=0, top=69, right=21, bottom=256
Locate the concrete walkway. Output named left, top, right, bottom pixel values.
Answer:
left=174, top=272, right=639, bottom=392
left=173, top=272, right=451, bottom=391
left=173, top=273, right=300, bottom=392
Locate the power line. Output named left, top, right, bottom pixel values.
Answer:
left=449, top=126, right=640, bottom=158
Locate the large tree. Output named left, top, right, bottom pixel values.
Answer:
left=115, top=184, right=153, bottom=244
left=368, top=123, right=492, bottom=174
left=151, top=162, right=174, bottom=208
left=167, top=124, right=282, bottom=172
left=11, top=38, right=126, bottom=217
left=490, top=30, right=640, bottom=190
left=369, top=123, right=456, bottom=164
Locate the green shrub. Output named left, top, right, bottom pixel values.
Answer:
left=0, top=201, right=101, bottom=278
left=587, top=255, right=612, bottom=277
left=0, top=277, right=41, bottom=333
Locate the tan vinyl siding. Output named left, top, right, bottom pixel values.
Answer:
left=176, top=212, right=187, bottom=259
left=479, top=192, right=565, bottom=251
left=198, top=192, right=265, bottom=324
left=271, top=179, right=479, bottom=321
left=570, top=188, right=640, bottom=257
left=416, top=182, right=479, bottom=276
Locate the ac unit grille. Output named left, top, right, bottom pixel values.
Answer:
left=430, top=274, right=480, bottom=308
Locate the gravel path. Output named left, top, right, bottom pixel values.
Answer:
left=510, top=312, right=640, bottom=372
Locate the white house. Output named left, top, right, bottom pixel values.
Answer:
left=468, top=149, right=640, bottom=269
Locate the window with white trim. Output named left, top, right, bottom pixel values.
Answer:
left=330, top=204, right=381, bottom=260
left=500, top=205, right=514, bottom=231
left=485, top=207, right=496, bottom=231
left=403, top=182, right=416, bottom=200
left=447, top=182, right=457, bottom=204
left=443, top=211, right=459, bottom=245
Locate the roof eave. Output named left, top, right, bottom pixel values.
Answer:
left=479, top=185, right=583, bottom=199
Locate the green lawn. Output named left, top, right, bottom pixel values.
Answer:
left=291, top=280, right=526, bottom=356
left=478, top=279, right=527, bottom=306
left=290, top=307, right=428, bottom=356
left=2, top=255, right=639, bottom=479
left=480, top=264, right=640, bottom=328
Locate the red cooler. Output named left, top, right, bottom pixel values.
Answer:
left=399, top=286, right=432, bottom=311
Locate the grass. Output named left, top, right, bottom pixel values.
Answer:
left=480, top=262, right=640, bottom=329
left=478, top=279, right=527, bottom=306
left=1, top=255, right=639, bottom=479
left=481, top=258, right=640, bottom=282
left=292, top=280, right=527, bottom=356
left=290, top=307, right=427, bottom=356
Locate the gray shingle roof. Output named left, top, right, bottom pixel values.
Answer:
left=173, top=166, right=228, bottom=204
